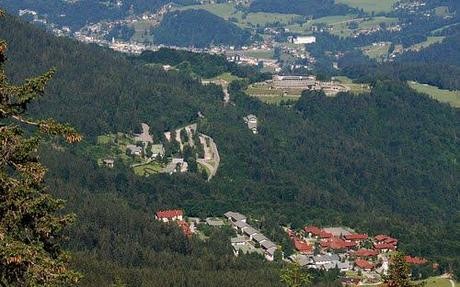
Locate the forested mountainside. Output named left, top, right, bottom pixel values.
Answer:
left=153, top=10, right=254, bottom=48
left=249, top=0, right=351, bottom=17
left=0, top=0, right=197, bottom=29
left=1, top=14, right=459, bottom=285
left=336, top=25, right=460, bottom=91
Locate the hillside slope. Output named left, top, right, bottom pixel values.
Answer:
left=1, top=15, right=459, bottom=284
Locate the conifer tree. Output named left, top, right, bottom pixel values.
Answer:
left=280, top=262, right=312, bottom=287
left=385, top=252, right=424, bottom=287
left=0, top=10, right=81, bottom=286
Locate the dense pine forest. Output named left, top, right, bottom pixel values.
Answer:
left=0, top=13, right=459, bottom=286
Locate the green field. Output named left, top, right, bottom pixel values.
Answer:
left=417, top=277, right=457, bottom=287
left=326, top=16, right=398, bottom=38
left=176, top=3, right=301, bottom=28
left=335, top=0, right=398, bottom=13
left=243, top=49, right=274, bottom=59
left=132, top=162, right=163, bottom=176
left=409, top=36, right=445, bottom=51
left=409, top=81, right=460, bottom=108
left=361, top=42, right=391, bottom=60
left=334, top=76, right=371, bottom=94
left=177, top=3, right=238, bottom=20
left=208, top=72, right=242, bottom=83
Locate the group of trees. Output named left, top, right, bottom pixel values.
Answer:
left=152, top=10, right=254, bottom=48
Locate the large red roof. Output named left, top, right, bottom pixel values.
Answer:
left=353, top=249, right=379, bottom=257
left=405, top=256, right=427, bottom=265
left=345, top=234, right=368, bottom=241
left=293, top=237, right=313, bottom=253
left=321, top=238, right=357, bottom=250
left=156, top=209, right=183, bottom=219
left=304, top=226, right=321, bottom=236
left=375, top=234, right=390, bottom=241
left=319, top=230, right=333, bottom=239
left=355, top=259, right=374, bottom=270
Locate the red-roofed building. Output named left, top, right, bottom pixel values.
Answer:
left=355, top=259, right=374, bottom=271
left=177, top=221, right=192, bottom=237
left=321, top=238, right=357, bottom=251
left=304, top=226, right=321, bottom=237
left=384, top=237, right=398, bottom=245
left=293, top=237, right=313, bottom=254
left=375, top=234, right=389, bottom=241
left=155, top=209, right=184, bottom=222
left=344, top=234, right=368, bottom=241
left=319, top=230, right=333, bottom=239
left=374, top=243, right=396, bottom=252
left=353, top=249, right=379, bottom=257
left=405, top=256, right=427, bottom=265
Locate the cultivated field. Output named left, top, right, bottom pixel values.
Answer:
left=408, top=36, right=445, bottom=51
left=335, top=0, right=398, bottom=13
left=409, top=81, right=460, bottom=108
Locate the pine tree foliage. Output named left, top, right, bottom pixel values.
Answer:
left=385, top=252, right=424, bottom=287
left=0, top=10, right=81, bottom=286
left=280, top=263, right=312, bottom=287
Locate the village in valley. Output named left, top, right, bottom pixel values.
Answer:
left=154, top=208, right=432, bottom=286
left=91, top=122, right=220, bottom=179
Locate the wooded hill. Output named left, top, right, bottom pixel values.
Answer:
left=153, top=9, right=254, bottom=48
left=1, top=14, right=459, bottom=285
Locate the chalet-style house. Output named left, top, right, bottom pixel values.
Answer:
left=155, top=209, right=183, bottom=222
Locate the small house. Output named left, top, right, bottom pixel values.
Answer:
left=155, top=209, right=183, bottom=222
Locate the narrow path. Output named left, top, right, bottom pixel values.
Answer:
left=449, top=279, right=455, bottom=287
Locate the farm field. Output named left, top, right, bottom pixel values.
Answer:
left=176, top=3, right=238, bottom=20
left=208, top=72, right=242, bottom=83
left=335, top=0, right=398, bottom=13
left=408, top=81, right=460, bottom=108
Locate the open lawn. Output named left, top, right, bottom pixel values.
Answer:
left=417, top=277, right=456, bottom=287
left=335, top=0, right=398, bottom=13
left=409, top=81, right=460, bottom=108
left=132, top=162, right=163, bottom=176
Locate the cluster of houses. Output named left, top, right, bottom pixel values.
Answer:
left=286, top=225, right=428, bottom=283
left=243, top=114, right=258, bottom=134
left=154, top=209, right=429, bottom=285
left=224, top=211, right=279, bottom=261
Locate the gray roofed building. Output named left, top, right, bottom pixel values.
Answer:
left=290, top=254, right=313, bottom=267
left=231, top=236, right=248, bottom=246
left=242, top=226, right=258, bottom=237
left=313, top=254, right=340, bottom=264
left=322, top=227, right=353, bottom=237
left=234, top=221, right=249, bottom=230
left=252, top=233, right=268, bottom=243
left=126, top=144, right=142, bottom=156
left=260, top=240, right=276, bottom=250
left=224, top=211, right=247, bottom=222
left=205, top=217, right=225, bottom=226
